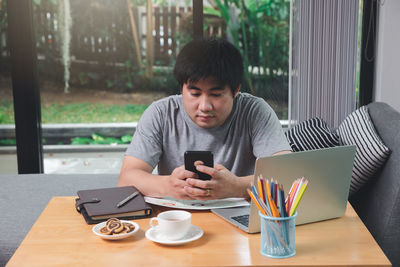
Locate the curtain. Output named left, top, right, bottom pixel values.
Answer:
left=289, top=0, right=359, bottom=128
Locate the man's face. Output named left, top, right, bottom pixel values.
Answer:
left=182, top=77, right=239, bottom=129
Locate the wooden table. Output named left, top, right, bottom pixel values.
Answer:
left=7, top=197, right=391, bottom=266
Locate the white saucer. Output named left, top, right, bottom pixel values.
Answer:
left=145, top=225, right=203, bottom=245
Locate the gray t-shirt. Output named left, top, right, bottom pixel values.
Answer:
left=125, top=92, right=290, bottom=176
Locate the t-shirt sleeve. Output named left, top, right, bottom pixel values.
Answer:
left=250, top=99, right=291, bottom=158
left=125, top=103, right=163, bottom=168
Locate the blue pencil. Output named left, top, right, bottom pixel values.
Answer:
left=270, top=179, right=275, bottom=204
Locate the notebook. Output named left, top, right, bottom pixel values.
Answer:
left=211, top=145, right=356, bottom=233
left=75, top=186, right=152, bottom=224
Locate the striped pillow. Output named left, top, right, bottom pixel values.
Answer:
left=285, top=117, right=340, bottom=152
left=337, top=106, right=390, bottom=195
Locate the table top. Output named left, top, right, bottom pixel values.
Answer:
left=7, top=197, right=391, bottom=267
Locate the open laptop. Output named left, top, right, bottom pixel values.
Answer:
left=211, top=145, right=356, bottom=233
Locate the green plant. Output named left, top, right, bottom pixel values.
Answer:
left=0, top=101, right=149, bottom=124
left=0, top=139, right=16, bottom=146
left=0, top=113, right=6, bottom=124
left=0, top=1, right=7, bottom=29
left=70, top=133, right=132, bottom=145
left=121, top=134, right=132, bottom=143
left=0, top=100, right=14, bottom=124
left=213, top=0, right=290, bottom=105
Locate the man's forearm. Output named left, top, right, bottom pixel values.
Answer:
left=118, top=169, right=169, bottom=197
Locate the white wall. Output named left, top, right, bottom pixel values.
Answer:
left=374, top=0, right=400, bottom=112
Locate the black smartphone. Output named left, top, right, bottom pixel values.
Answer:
left=184, top=151, right=214, bottom=180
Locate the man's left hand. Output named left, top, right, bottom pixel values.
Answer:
left=183, top=164, right=249, bottom=200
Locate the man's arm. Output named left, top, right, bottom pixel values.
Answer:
left=273, top=150, right=292, bottom=156
left=118, top=155, right=198, bottom=200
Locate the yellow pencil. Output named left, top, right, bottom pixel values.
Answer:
left=257, top=176, right=265, bottom=203
left=289, top=180, right=308, bottom=216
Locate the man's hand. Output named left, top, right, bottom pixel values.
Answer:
left=118, top=156, right=200, bottom=200
left=167, top=165, right=199, bottom=200
left=183, top=164, right=251, bottom=200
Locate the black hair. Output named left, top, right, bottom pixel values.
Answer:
left=173, top=37, right=243, bottom=95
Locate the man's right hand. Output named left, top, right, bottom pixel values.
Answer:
left=118, top=156, right=199, bottom=200
left=167, top=165, right=198, bottom=200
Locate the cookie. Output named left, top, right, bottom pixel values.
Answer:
left=119, top=225, right=131, bottom=234
left=99, top=226, right=112, bottom=235
left=123, top=222, right=135, bottom=232
left=99, top=218, right=135, bottom=235
left=106, top=219, right=124, bottom=234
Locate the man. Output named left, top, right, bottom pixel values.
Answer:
left=118, top=38, right=291, bottom=200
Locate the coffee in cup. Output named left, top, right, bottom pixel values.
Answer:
left=149, top=210, right=191, bottom=240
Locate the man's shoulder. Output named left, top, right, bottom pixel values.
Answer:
left=152, top=94, right=182, bottom=106
left=138, top=95, right=183, bottom=129
left=236, top=92, right=270, bottom=110
left=148, top=94, right=182, bottom=112
left=237, top=92, right=264, bottom=103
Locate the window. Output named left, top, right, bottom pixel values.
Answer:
left=203, top=0, right=290, bottom=121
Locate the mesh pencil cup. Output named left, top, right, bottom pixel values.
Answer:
left=259, top=211, right=297, bottom=258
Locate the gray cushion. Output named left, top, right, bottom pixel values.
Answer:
left=0, top=174, right=118, bottom=266
left=337, top=106, right=391, bottom=195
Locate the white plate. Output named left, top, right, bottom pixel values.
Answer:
left=145, top=224, right=203, bottom=245
left=92, top=220, right=139, bottom=240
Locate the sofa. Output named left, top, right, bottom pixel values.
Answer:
left=349, top=102, right=400, bottom=267
left=0, top=174, right=118, bottom=266
left=0, top=102, right=399, bottom=266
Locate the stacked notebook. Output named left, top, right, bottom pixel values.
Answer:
left=75, top=186, right=152, bottom=224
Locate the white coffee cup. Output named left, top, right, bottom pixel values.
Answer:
left=149, top=210, right=192, bottom=240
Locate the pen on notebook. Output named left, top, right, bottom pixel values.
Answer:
left=116, top=191, right=139, bottom=208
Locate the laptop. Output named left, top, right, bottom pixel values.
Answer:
left=211, top=145, right=356, bottom=233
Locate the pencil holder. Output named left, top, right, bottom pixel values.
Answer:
left=259, top=211, right=297, bottom=258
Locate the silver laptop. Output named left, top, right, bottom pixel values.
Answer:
left=211, top=145, right=356, bottom=233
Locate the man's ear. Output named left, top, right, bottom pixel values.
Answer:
left=233, top=85, right=241, bottom=98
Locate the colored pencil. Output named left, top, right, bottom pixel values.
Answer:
left=247, top=189, right=267, bottom=216
left=289, top=180, right=308, bottom=216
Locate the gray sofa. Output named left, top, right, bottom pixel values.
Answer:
left=0, top=102, right=398, bottom=266
left=349, top=102, right=400, bottom=267
left=0, top=174, right=118, bottom=266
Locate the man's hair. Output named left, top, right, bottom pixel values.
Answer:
left=173, top=38, right=243, bottom=95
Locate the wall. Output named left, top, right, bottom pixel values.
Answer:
left=374, top=0, right=400, bottom=111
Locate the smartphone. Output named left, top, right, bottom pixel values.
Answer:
left=184, top=151, right=214, bottom=180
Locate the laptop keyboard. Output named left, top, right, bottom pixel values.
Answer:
left=232, top=215, right=249, bottom=227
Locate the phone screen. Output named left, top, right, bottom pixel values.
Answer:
left=184, top=151, right=213, bottom=180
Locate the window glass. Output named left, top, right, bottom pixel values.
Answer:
left=31, top=0, right=192, bottom=174
left=204, top=0, right=290, bottom=121
left=0, top=1, right=18, bottom=174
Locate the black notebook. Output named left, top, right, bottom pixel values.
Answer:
left=75, top=186, right=152, bottom=224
